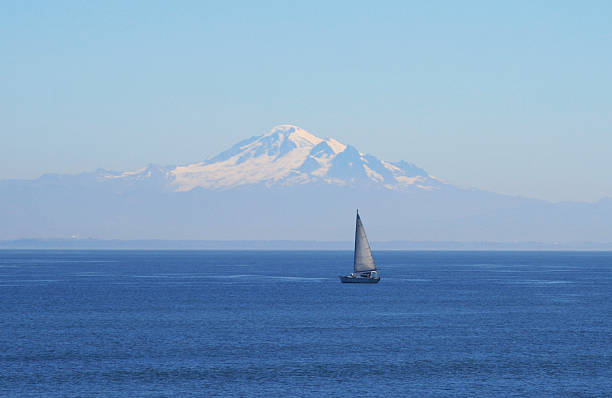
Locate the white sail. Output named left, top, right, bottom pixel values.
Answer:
left=353, top=211, right=376, bottom=272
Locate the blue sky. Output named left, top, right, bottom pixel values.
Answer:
left=4, top=1, right=611, bottom=202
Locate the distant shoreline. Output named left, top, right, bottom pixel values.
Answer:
left=1, top=239, right=611, bottom=251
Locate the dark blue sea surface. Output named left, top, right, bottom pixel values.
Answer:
left=1, top=250, right=611, bottom=397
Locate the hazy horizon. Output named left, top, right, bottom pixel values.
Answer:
left=2, top=237, right=612, bottom=251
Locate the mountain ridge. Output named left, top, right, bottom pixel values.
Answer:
left=169, top=124, right=437, bottom=191
left=14, top=125, right=436, bottom=193
left=1, top=124, right=611, bottom=242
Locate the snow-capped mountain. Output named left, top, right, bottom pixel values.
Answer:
left=103, top=124, right=439, bottom=192
left=3, top=124, right=610, bottom=242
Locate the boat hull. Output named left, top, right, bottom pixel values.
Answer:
left=339, top=276, right=380, bottom=283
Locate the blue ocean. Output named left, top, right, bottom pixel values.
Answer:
left=1, top=250, right=611, bottom=397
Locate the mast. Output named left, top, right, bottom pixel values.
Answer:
left=353, top=209, right=376, bottom=272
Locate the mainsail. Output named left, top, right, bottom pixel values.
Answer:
left=353, top=211, right=376, bottom=272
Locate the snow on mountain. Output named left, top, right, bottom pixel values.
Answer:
left=167, top=124, right=438, bottom=191
left=98, top=164, right=171, bottom=182
left=3, top=124, right=610, bottom=242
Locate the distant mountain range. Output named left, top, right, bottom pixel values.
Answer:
left=1, top=125, right=611, bottom=242
left=31, top=125, right=440, bottom=192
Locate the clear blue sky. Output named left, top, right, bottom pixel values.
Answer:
left=4, top=1, right=611, bottom=202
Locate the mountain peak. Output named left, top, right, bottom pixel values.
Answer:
left=264, top=124, right=347, bottom=155
left=120, top=125, right=437, bottom=192
left=264, top=124, right=305, bottom=135
left=264, top=124, right=324, bottom=148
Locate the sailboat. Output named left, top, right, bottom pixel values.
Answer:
left=339, top=210, right=380, bottom=283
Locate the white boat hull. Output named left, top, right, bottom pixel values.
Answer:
left=339, top=275, right=380, bottom=283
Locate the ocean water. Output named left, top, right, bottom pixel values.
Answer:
left=1, top=250, right=611, bottom=397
